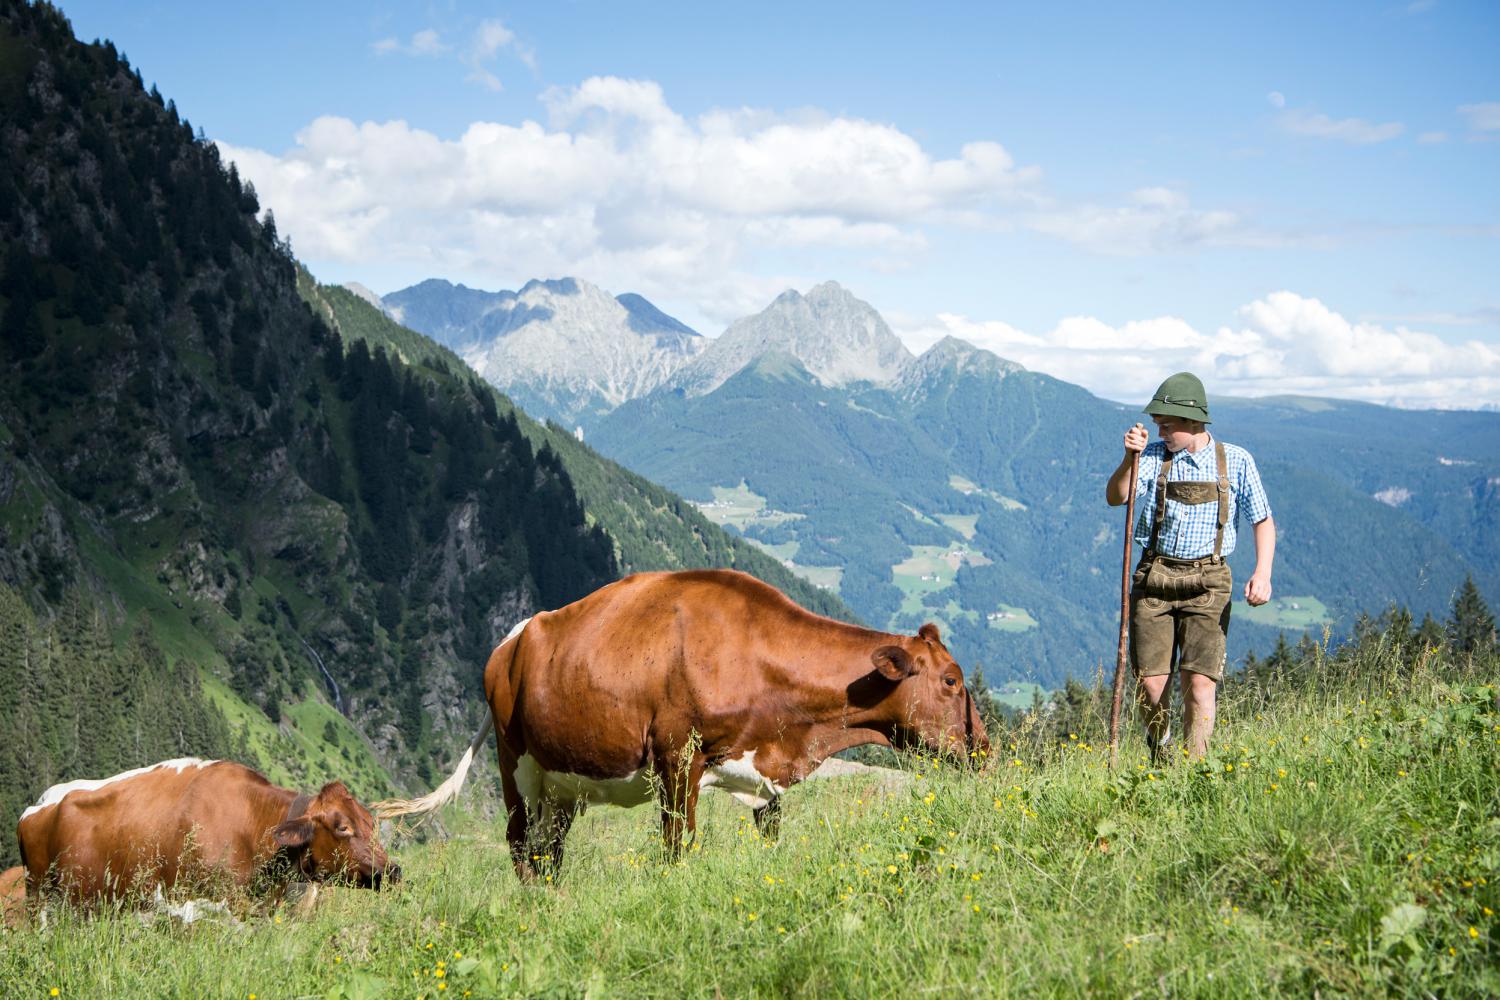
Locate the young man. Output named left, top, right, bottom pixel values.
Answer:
left=1105, top=372, right=1275, bottom=761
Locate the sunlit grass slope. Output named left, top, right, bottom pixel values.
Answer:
left=3, top=633, right=1496, bottom=998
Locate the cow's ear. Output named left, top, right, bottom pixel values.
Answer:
left=872, top=645, right=915, bottom=681
left=918, top=623, right=942, bottom=644
left=272, top=818, right=314, bottom=849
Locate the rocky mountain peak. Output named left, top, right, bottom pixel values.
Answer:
left=894, top=336, right=1024, bottom=400
left=670, top=282, right=913, bottom=397
left=384, top=275, right=703, bottom=429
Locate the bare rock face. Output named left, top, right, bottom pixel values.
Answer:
left=669, top=281, right=913, bottom=397
left=893, top=335, right=1024, bottom=403
left=387, top=278, right=928, bottom=426
left=385, top=277, right=704, bottom=430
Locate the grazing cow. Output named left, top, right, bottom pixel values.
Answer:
left=1, top=865, right=23, bottom=927
left=17, top=758, right=399, bottom=908
left=378, top=569, right=990, bottom=880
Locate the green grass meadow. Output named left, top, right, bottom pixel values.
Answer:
left=1238, top=596, right=1335, bottom=629
left=3, top=642, right=1497, bottom=998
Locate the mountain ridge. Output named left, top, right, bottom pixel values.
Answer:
left=668, top=280, right=913, bottom=398
left=383, top=276, right=703, bottom=430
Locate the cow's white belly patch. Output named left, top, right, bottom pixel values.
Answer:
left=511, top=751, right=785, bottom=810
left=513, top=754, right=655, bottom=808
left=699, top=751, right=786, bottom=809
left=21, top=758, right=216, bottom=820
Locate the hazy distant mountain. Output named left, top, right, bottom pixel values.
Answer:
left=894, top=335, right=1023, bottom=400
left=383, top=277, right=703, bottom=430
left=340, top=281, right=392, bottom=317
left=669, top=281, right=912, bottom=397
left=381, top=278, right=513, bottom=348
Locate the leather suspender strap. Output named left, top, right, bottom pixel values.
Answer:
left=1214, top=440, right=1229, bottom=560
left=1148, top=450, right=1173, bottom=555
left=1148, top=444, right=1230, bottom=560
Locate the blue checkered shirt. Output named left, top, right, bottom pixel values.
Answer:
left=1132, top=437, right=1271, bottom=559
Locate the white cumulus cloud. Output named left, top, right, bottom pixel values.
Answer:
left=220, top=77, right=1039, bottom=324
left=372, top=29, right=448, bottom=57
left=1024, top=187, right=1273, bottom=256
left=1278, top=108, right=1404, bottom=144
left=1458, top=102, right=1500, bottom=132
left=463, top=18, right=532, bottom=90
left=897, top=292, right=1500, bottom=409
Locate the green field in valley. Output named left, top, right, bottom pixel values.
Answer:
left=948, top=475, right=1026, bottom=511
left=1237, top=595, right=1334, bottom=629
left=694, top=484, right=842, bottom=592
left=691, top=481, right=805, bottom=533
left=934, top=513, right=979, bottom=540
left=746, top=538, right=799, bottom=562
left=890, top=542, right=1023, bottom=633
left=985, top=605, right=1039, bottom=633
left=744, top=537, right=843, bottom=593
left=890, top=544, right=968, bottom=623
left=991, top=681, right=1048, bottom=710
left=788, top=563, right=843, bottom=592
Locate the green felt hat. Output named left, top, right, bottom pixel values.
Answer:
left=1144, top=372, right=1211, bottom=423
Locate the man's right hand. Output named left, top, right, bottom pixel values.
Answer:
left=1123, top=423, right=1148, bottom=454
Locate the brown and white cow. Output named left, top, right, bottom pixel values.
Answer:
left=378, top=569, right=990, bottom=880
left=16, top=758, right=398, bottom=908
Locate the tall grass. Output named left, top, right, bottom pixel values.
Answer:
left=3, top=626, right=1496, bottom=998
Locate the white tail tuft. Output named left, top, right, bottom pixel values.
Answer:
left=374, top=714, right=494, bottom=820
left=374, top=616, right=530, bottom=821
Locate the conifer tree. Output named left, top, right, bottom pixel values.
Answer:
left=1447, top=576, right=1496, bottom=654
left=1265, top=632, right=1296, bottom=677
left=1415, top=612, right=1445, bottom=651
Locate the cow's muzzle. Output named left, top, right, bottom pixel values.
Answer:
left=368, top=863, right=401, bottom=889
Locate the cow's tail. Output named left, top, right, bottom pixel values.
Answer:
left=373, top=713, right=494, bottom=821
left=373, top=617, right=530, bottom=821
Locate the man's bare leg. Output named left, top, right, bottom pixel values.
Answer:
left=1181, top=671, right=1218, bottom=759
left=1136, top=673, right=1173, bottom=762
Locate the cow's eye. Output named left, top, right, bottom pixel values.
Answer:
left=944, top=676, right=958, bottom=687
left=335, top=825, right=353, bottom=838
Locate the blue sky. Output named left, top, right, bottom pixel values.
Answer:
left=58, top=1, right=1500, bottom=407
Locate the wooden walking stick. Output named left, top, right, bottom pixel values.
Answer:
left=1108, top=438, right=1141, bottom=769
